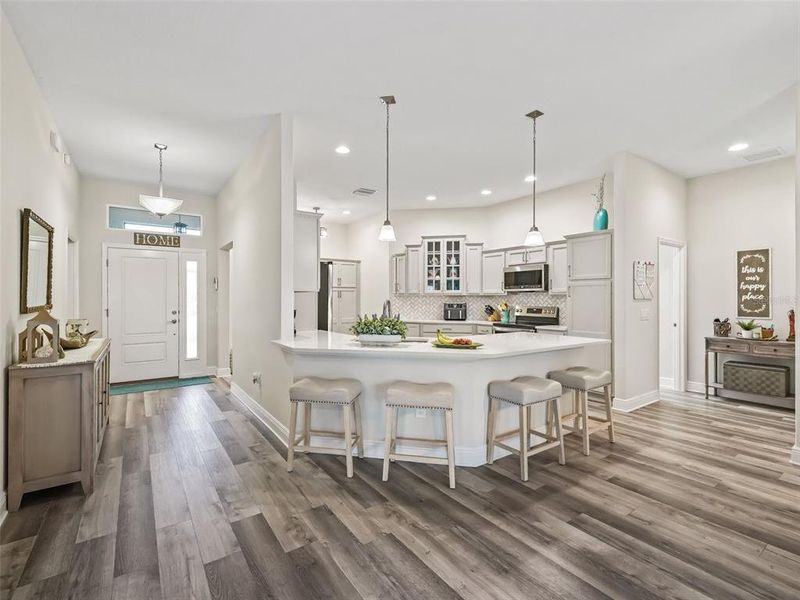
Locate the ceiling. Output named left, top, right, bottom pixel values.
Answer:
left=3, top=1, right=797, bottom=223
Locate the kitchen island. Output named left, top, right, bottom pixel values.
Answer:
left=275, top=330, right=610, bottom=466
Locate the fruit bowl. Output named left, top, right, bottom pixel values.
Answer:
left=432, top=331, right=484, bottom=349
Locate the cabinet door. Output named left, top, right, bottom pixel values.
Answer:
left=482, top=251, right=505, bottom=294
left=405, top=323, right=421, bottom=337
left=337, top=289, right=358, bottom=333
left=396, top=255, right=406, bottom=294
left=294, top=212, right=321, bottom=292
left=424, top=240, right=442, bottom=293
left=567, top=279, right=612, bottom=338
left=406, top=246, right=421, bottom=294
left=333, top=262, right=358, bottom=288
left=466, top=244, right=483, bottom=294
left=505, top=248, right=528, bottom=266
left=444, top=239, right=463, bottom=293
left=547, top=243, right=568, bottom=294
left=568, top=233, right=612, bottom=280
left=525, top=247, right=547, bottom=264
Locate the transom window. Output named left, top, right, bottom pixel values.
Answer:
left=107, top=205, right=202, bottom=236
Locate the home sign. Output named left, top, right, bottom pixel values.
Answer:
left=133, top=232, right=181, bottom=248
left=736, top=248, right=770, bottom=319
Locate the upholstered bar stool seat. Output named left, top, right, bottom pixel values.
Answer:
left=547, top=366, right=615, bottom=456
left=287, top=377, right=363, bottom=478
left=383, top=381, right=456, bottom=488
left=487, top=376, right=565, bottom=481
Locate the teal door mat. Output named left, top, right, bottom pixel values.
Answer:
left=110, top=376, right=213, bottom=396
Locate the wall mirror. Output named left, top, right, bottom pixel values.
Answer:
left=21, top=208, right=54, bottom=313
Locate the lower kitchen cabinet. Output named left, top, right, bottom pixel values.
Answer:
left=331, top=288, right=358, bottom=333
left=405, top=323, right=421, bottom=337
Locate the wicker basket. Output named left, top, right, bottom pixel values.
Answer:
left=723, top=361, right=789, bottom=397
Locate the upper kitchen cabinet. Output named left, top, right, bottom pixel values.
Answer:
left=405, top=244, right=422, bottom=294
left=566, top=230, right=612, bottom=280
left=294, top=210, right=321, bottom=292
left=465, top=243, right=483, bottom=294
left=505, top=246, right=546, bottom=266
left=390, top=253, right=407, bottom=294
left=332, top=261, right=358, bottom=288
left=424, top=236, right=465, bottom=293
left=547, top=241, right=568, bottom=295
left=481, top=250, right=505, bottom=295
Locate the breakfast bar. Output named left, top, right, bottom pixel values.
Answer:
left=275, top=330, right=611, bottom=466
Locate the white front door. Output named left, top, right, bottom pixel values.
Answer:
left=108, top=247, right=179, bottom=383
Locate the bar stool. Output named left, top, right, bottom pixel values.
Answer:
left=287, top=377, right=363, bottom=478
left=382, top=381, right=456, bottom=489
left=487, top=377, right=565, bottom=481
left=547, top=367, right=614, bottom=456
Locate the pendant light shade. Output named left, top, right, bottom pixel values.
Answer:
left=140, top=143, right=183, bottom=217
left=524, top=110, right=545, bottom=247
left=378, top=95, right=396, bottom=242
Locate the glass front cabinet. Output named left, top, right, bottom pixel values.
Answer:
left=424, top=236, right=465, bottom=293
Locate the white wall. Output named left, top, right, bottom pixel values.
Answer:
left=687, top=158, right=796, bottom=387
left=613, top=152, right=687, bottom=403
left=347, top=176, right=611, bottom=315
left=1, top=11, right=81, bottom=505
left=79, top=176, right=219, bottom=370
left=216, top=116, right=294, bottom=426
left=794, top=84, right=799, bottom=465
left=319, top=220, right=350, bottom=259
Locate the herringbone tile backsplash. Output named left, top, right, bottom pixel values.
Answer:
left=390, top=292, right=567, bottom=324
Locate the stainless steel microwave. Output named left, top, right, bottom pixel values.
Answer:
left=503, top=263, right=549, bottom=292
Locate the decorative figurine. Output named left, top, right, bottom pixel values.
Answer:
left=713, top=318, right=731, bottom=337
left=788, top=309, right=795, bottom=342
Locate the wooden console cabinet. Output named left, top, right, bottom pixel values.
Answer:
left=7, top=338, right=110, bottom=511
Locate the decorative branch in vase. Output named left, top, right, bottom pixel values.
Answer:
left=592, top=175, right=608, bottom=231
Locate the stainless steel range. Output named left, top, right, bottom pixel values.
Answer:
left=493, top=306, right=559, bottom=333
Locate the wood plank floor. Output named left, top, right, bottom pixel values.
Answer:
left=2, top=382, right=799, bottom=599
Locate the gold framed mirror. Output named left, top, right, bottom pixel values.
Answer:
left=21, top=208, right=54, bottom=314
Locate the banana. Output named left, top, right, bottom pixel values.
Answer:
left=437, top=330, right=454, bottom=344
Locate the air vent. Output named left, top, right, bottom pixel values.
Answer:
left=742, top=147, right=784, bottom=162
left=352, top=187, right=376, bottom=196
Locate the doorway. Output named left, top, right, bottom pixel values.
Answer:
left=67, top=237, right=79, bottom=318
left=104, top=245, right=207, bottom=383
left=658, top=238, right=687, bottom=392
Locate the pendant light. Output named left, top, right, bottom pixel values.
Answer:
left=378, top=95, right=397, bottom=242
left=139, top=143, right=183, bottom=217
left=523, top=110, right=545, bottom=247
left=313, top=207, right=328, bottom=238
left=173, top=214, right=188, bottom=234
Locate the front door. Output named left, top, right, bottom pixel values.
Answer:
left=108, top=247, right=179, bottom=383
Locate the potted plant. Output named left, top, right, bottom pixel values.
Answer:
left=351, top=314, right=408, bottom=345
left=737, top=319, right=758, bottom=339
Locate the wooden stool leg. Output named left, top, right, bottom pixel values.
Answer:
left=287, top=402, right=298, bottom=472
left=580, top=390, right=590, bottom=456
left=390, top=406, right=399, bottom=460
left=572, top=389, right=579, bottom=432
left=519, top=405, right=529, bottom=481
left=486, top=397, right=497, bottom=464
left=552, top=398, right=566, bottom=465
left=353, top=399, right=364, bottom=457
left=343, top=403, right=353, bottom=478
left=604, top=385, right=615, bottom=442
left=303, top=402, right=312, bottom=447
left=445, top=410, right=456, bottom=489
left=545, top=400, right=554, bottom=439
left=382, top=406, right=393, bottom=481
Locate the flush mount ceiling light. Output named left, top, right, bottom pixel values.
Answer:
left=335, top=145, right=351, bottom=154
left=139, top=143, right=183, bottom=217
left=523, top=109, right=545, bottom=247
left=378, top=95, right=397, bottom=242
left=425, top=195, right=437, bottom=201
left=728, top=142, right=749, bottom=152
left=525, top=174, right=536, bottom=182
left=481, top=189, right=492, bottom=196
left=342, top=209, right=351, bottom=215
left=313, top=207, right=328, bottom=238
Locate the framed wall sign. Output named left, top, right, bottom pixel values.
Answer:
left=736, top=248, right=771, bottom=319
left=133, top=232, right=181, bottom=248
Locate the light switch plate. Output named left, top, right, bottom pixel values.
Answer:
left=640, top=308, right=650, bottom=321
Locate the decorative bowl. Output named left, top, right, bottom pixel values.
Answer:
left=357, top=334, right=403, bottom=346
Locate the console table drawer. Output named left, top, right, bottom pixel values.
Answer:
left=707, top=339, right=750, bottom=353
left=751, top=344, right=794, bottom=358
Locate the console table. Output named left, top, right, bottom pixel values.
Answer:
left=704, top=336, right=794, bottom=409
left=7, top=338, right=110, bottom=511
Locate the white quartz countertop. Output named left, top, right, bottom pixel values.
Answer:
left=274, top=330, right=609, bottom=360
left=404, top=319, right=494, bottom=326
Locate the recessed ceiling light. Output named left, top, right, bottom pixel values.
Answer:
left=425, top=195, right=437, bottom=201
left=481, top=189, right=492, bottom=196
left=728, top=142, right=749, bottom=152
left=525, top=174, right=536, bottom=182
left=335, top=145, right=351, bottom=154
left=342, top=210, right=351, bottom=215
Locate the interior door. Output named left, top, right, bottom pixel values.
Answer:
left=108, top=247, right=179, bottom=383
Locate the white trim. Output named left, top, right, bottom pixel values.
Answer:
left=659, top=377, right=674, bottom=390
left=179, top=250, right=207, bottom=378
left=216, top=367, right=232, bottom=378
left=230, top=381, right=288, bottom=442
left=105, top=203, right=204, bottom=236
left=791, top=445, right=800, bottom=466
left=613, top=389, right=660, bottom=412
left=657, top=237, right=688, bottom=393
left=686, top=380, right=706, bottom=394
left=0, top=492, right=7, bottom=530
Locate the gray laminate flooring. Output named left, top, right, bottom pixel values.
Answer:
left=1, top=382, right=799, bottom=599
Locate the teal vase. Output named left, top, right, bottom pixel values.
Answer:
left=593, top=208, right=608, bottom=231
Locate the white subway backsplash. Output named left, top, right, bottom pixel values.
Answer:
left=391, top=293, right=567, bottom=324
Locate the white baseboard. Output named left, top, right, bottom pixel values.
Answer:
left=0, top=492, right=7, bottom=530
left=791, top=445, right=800, bottom=466
left=216, top=367, right=231, bottom=379
left=227, top=381, right=515, bottom=467
left=659, top=377, right=674, bottom=389
left=686, top=380, right=706, bottom=394
left=613, top=389, right=660, bottom=413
